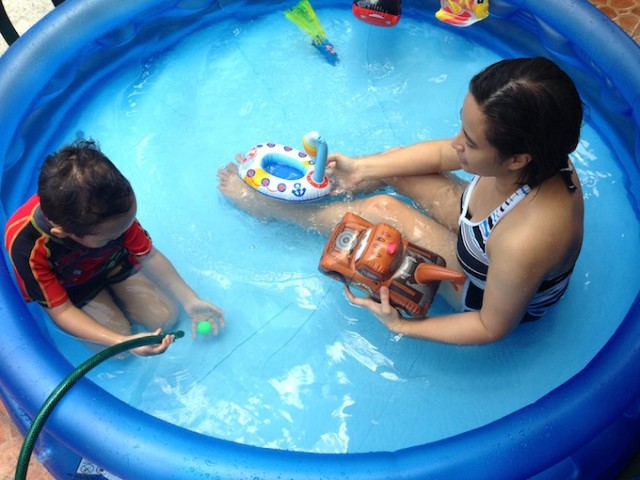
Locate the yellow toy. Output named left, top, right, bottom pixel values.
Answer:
left=436, top=0, right=489, bottom=27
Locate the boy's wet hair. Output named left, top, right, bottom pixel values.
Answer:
left=470, top=57, right=583, bottom=191
left=38, top=139, right=135, bottom=237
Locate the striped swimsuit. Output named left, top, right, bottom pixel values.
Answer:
left=456, top=176, right=573, bottom=320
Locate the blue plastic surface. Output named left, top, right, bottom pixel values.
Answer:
left=0, top=0, right=639, bottom=478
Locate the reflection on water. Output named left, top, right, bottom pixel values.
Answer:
left=327, top=330, right=402, bottom=381
left=573, top=138, right=612, bottom=199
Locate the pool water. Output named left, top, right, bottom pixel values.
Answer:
left=36, top=5, right=640, bottom=454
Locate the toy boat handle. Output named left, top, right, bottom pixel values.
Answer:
left=302, top=131, right=328, bottom=184
left=415, top=264, right=466, bottom=285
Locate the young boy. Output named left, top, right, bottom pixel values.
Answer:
left=4, top=139, right=224, bottom=356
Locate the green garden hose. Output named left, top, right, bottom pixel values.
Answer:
left=14, top=330, right=185, bottom=480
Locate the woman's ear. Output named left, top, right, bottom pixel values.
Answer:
left=508, top=153, right=532, bottom=171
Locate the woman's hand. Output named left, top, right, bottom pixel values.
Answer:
left=344, top=285, right=404, bottom=333
left=130, top=329, right=175, bottom=356
left=185, top=299, right=225, bottom=339
left=326, top=152, right=363, bottom=195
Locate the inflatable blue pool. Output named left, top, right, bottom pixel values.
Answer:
left=0, top=0, right=639, bottom=478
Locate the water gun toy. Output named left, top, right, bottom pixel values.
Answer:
left=319, top=213, right=466, bottom=318
left=436, top=0, right=489, bottom=27
left=352, top=0, right=402, bottom=27
left=285, top=0, right=339, bottom=65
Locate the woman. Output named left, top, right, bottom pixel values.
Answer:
left=218, top=57, right=584, bottom=345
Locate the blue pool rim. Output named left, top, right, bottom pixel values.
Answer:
left=0, top=0, right=639, bottom=478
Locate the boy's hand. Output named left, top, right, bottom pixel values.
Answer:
left=186, top=299, right=225, bottom=339
left=130, top=329, right=175, bottom=356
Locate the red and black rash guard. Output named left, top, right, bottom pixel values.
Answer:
left=4, top=194, right=153, bottom=308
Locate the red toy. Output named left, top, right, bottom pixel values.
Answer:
left=319, top=213, right=466, bottom=318
left=352, top=0, right=401, bottom=27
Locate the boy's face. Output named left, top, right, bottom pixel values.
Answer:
left=67, top=199, right=137, bottom=249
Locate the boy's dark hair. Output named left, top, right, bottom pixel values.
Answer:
left=38, top=139, right=135, bottom=237
left=469, top=57, right=583, bottom=191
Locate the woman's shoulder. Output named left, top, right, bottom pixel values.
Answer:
left=531, top=173, right=584, bottom=225
left=493, top=175, right=583, bottom=272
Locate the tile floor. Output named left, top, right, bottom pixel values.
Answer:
left=0, top=1, right=639, bottom=479
left=590, top=0, right=640, bottom=42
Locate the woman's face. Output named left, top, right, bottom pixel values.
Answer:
left=451, top=93, right=505, bottom=177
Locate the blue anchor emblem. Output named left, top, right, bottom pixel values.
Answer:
left=292, top=182, right=307, bottom=198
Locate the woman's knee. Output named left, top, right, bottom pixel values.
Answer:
left=355, top=193, right=454, bottom=247
left=358, top=194, right=409, bottom=224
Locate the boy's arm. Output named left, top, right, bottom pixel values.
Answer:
left=45, top=301, right=173, bottom=355
left=138, top=247, right=200, bottom=306
left=138, top=247, right=225, bottom=336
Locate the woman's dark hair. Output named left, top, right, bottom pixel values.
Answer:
left=38, top=139, right=134, bottom=237
left=469, top=57, right=583, bottom=191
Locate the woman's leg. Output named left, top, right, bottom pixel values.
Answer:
left=220, top=162, right=462, bottom=233
left=218, top=162, right=355, bottom=233
left=218, top=162, right=466, bottom=309
left=384, top=173, right=467, bottom=230
left=218, top=162, right=458, bottom=264
left=109, top=271, right=179, bottom=331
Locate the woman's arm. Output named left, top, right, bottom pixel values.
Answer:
left=345, top=285, right=517, bottom=344
left=345, top=232, right=550, bottom=345
left=328, top=139, right=461, bottom=190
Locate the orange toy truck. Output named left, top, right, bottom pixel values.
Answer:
left=318, top=212, right=466, bottom=318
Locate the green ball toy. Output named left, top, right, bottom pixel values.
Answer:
left=196, top=321, right=213, bottom=336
